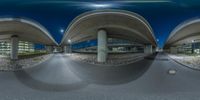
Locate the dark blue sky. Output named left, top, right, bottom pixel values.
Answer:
left=0, top=0, right=200, bottom=47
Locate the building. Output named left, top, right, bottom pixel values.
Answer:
left=0, top=41, right=34, bottom=56
left=72, top=38, right=144, bottom=53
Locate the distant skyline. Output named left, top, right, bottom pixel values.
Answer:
left=0, top=0, right=200, bottom=47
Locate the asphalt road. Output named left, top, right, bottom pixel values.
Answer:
left=1, top=53, right=200, bottom=100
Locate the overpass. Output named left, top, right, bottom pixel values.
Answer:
left=164, top=18, right=200, bottom=54
left=60, top=9, right=157, bottom=62
left=0, top=18, right=58, bottom=59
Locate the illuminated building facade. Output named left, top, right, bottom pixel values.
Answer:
left=0, top=41, right=34, bottom=56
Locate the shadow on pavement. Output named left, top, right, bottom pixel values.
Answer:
left=13, top=53, right=157, bottom=91
left=145, top=52, right=168, bottom=61
left=68, top=53, right=157, bottom=85
left=14, top=70, right=89, bottom=92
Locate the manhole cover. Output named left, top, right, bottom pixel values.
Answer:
left=168, top=69, right=177, bottom=75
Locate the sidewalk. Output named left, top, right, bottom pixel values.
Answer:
left=0, top=54, right=52, bottom=71
left=167, top=54, right=200, bottom=70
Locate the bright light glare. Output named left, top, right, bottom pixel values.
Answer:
left=68, top=39, right=71, bottom=43
left=60, top=29, right=64, bottom=33
left=90, top=3, right=112, bottom=8
left=116, top=0, right=172, bottom=3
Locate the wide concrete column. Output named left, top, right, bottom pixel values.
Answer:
left=46, top=45, right=53, bottom=53
left=170, top=47, right=177, bottom=54
left=10, top=35, right=19, bottom=60
left=97, top=29, right=108, bottom=62
left=64, top=45, right=67, bottom=53
left=144, top=44, right=153, bottom=54
left=64, top=45, right=70, bottom=53
left=152, top=47, right=156, bottom=53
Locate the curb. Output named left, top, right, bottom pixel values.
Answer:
left=166, top=53, right=200, bottom=71
left=68, top=54, right=149, bottom=67
left=0, top=54, right=54, bottom=72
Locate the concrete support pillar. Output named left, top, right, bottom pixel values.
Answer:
left=10, top=35, right=19, bottom=60
left=144, top=45, right=153, bottom=54
left=64, top=45, right=67, bottom=53
left=46, top=45, right=53, bottom=53
left=97, top=29, right=107, bottom=62
left=170, top=47, right=177, bottom=54
left=64, top=45, right=70, bottom=53
left=152, top=47, right=156, bottom=53
left=69, top=45, right=72, bottom=53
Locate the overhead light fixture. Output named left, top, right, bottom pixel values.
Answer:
left=68, top=39, right=71, bottom=43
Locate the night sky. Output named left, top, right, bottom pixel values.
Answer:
left=0, top=0, right=200, bottom=48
